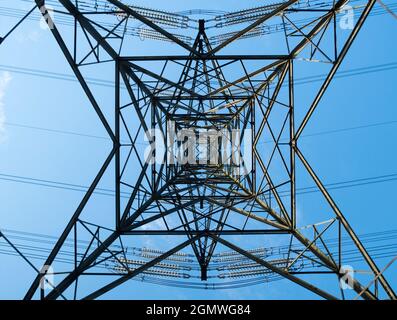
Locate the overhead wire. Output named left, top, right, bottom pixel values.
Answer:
left=0, top=0, right=396, bottom=291
left=1, top=170, right=397, bottom=199
left=2, top=0, right=397, bottom=45
left=0, top=227, right=396, bottom=289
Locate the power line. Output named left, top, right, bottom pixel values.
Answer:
left=1, top=171, right=397, bottom=199
left=377, top=0, right=397, bottom=20
left=1, top=0, right=396, bottom=297
left=1, top=61, right=396, bottom=90
left=1, top=227, right=396, bottom=289
left=4, top=122, right=111, bottom=141
left=297, top=120, right=397, bottom=139
left=4, top=116, right=397, bottom=156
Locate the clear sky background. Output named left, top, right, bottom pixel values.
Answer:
left=0, top=0, right=396, bottom=299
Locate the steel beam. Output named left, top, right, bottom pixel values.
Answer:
left=295, top=0, right=377, bottom=140
left=82, top=235, right=201, bottom=300
left=209, top=235, right=338, bottom=300
left=295, top=146, right=396, bottom=299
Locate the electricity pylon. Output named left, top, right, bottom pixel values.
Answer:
left=1, top=0, right=395, bottom=300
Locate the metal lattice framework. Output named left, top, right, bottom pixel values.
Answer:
left=0, top=0, right=396, bottom=300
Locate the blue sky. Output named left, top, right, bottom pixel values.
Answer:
left=0, top=0, right=396, bottom=299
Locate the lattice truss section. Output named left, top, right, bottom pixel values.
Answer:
left=0, top=0, right=395, bottom=300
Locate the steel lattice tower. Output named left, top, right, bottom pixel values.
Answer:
left=1, top=0, right=396, bottom=300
